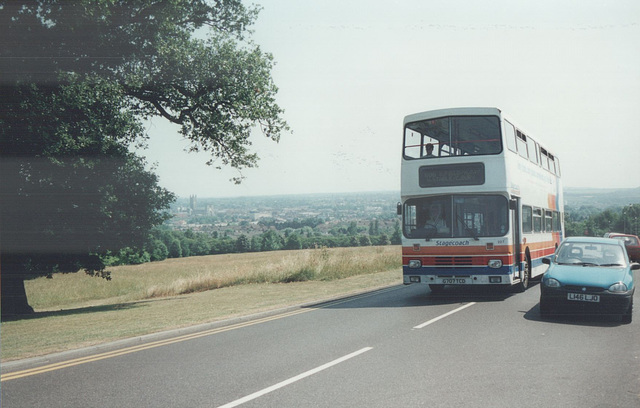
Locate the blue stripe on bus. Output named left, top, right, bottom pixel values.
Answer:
left=403, top=265, right=514, bottom=275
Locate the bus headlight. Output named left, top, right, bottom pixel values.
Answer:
left=488, top=259, right=502, bottom=269
left=408, top=260, right=422, bottom=268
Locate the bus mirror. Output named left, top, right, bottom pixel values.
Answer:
left=397, top=202, right=402, bottom=215
left=509, top=199, right=518, bottom=210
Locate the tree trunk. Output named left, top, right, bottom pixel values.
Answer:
left=1, top=264, right=35, bottom=319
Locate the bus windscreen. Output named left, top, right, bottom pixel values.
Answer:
left=403, top=195, right=509, bottom=239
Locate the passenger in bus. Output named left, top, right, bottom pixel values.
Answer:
left=423, top=143, right=435, bottom=158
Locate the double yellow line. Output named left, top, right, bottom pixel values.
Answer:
left=1, top=308, right=312, bottom=382
left=2, top=285, right=400, bottom=382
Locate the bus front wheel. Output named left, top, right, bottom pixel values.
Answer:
left=514, top=256, right=530, bottom=293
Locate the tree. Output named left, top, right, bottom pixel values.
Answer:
left=147, top=240, right=169, bottom=262
left=110, top=248, right=152, bottom=266
left=391, top=220, right=403, bottom=245
left=167, top=239, right=183, bottom=259
left=347, top=221, right=359, bottom=236
left=358, top=235, right=372, bottom=247
left=0, top=1, right=288, bottom=317
left=235, top=234, right=250, bottom=253
left=261, top=230, right=282, bottom=252
left=376, top=233, right=391, bottom=246
left=622, top=204, right=640, bottom=235
left=1, top=0, right=288, bottom=180
left=1, top=78, right=176, bottom=316
left=368, top=219, right=379, bottom=236
left=285, top=233, right=302, bottom=250
left=188, top=234, right=211, bottom=256
left=250, top=235, right=262, bottom=252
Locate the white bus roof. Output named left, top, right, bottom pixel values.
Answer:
left=403, top=107, right=502, bottom=125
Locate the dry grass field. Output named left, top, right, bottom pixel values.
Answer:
left=1, top=246, right=402, bottom=361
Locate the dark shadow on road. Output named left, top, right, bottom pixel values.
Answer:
left=2, top=297, right=185, bottom=322
left=523, top=303, right=624, bottom=327
left=309, top=283, right=520, bottom=310
left=426, top=284, right=517, bottom=304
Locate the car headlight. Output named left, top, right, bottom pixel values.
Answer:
left=544, top=278, right=561, bottom=288
left=608, top=282, right=628, bottom=292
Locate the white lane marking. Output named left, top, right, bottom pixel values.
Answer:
left=217, top=347, right=373, bottom=408
left=413, top=302, right=476, bottom=329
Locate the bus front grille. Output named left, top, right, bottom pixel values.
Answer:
left=435, top=257, right=473, bottom=266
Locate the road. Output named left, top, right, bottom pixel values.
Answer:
left=2, top=281, right=639, bottom=407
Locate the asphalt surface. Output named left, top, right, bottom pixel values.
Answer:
left=2, top=280, right=639, bottom=407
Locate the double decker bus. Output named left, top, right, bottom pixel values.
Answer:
left=400, top=107, right=563, bottom=292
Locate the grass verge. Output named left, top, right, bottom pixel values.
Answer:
left=1, top=246, right=402, bottom=362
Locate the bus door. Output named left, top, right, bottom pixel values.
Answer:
left=510, top=197, right=522, bottom=277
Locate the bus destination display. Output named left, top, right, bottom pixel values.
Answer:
left=419, top=163, right=485, bottom=187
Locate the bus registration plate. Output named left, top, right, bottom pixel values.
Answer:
left=567, top=293, right=600, bottom=303
left=440, top=278, right=469, bottom=285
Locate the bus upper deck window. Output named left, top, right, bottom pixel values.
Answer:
left=404, top=115, right=501, bottom=159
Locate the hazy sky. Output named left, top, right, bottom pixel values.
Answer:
left=138, top=0, right=640, bottom=198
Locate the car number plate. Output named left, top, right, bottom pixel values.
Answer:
left=440, top=278, right=469, bottom=284
left=567, top=293, right=600, bottom=302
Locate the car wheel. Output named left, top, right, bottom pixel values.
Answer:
left=621, top=298, right=633, bottom=324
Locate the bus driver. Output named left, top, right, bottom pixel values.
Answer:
left=424, top=203, right=449, bottom=234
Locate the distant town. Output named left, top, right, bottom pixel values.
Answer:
left=165, top=191, right=402, bottom=240
left=160, top=187, right=640, bottom=242
left=92, top=187, right=640, bottom=266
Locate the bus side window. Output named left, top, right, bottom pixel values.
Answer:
left=516, top=130, right=528, bottom=159
left=403, top=203, right=417, bottom=233
left=522, top=205, right=533, bottom=233
left=533, top=208, right=543, bottom=232
left=548, top=153, right=557, bottom=175
left=545, top=210, right=553, bottom=231
left=504, top=121, right=517, bottom=153
left=540, top=148, right=550, bottom=171
left=527, top=138, right=539, bottom=165
left=554, top=157, right=561, bottom=176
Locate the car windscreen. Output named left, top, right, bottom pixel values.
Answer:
left=556, top=242, right=626, bottom=266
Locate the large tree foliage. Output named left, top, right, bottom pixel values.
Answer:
left=1, top=77, right=176, bottom=316
left=565, top=204, right=640, bottom=237
left=1, top=0, right=287, bottom=172
left=0, top=0, right=288, bottom=317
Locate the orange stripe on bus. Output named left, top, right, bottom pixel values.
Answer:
left=403, top=240, right=559, bottom=259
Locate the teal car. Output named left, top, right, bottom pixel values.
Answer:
left=540, top=237, right=639, bottom=323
